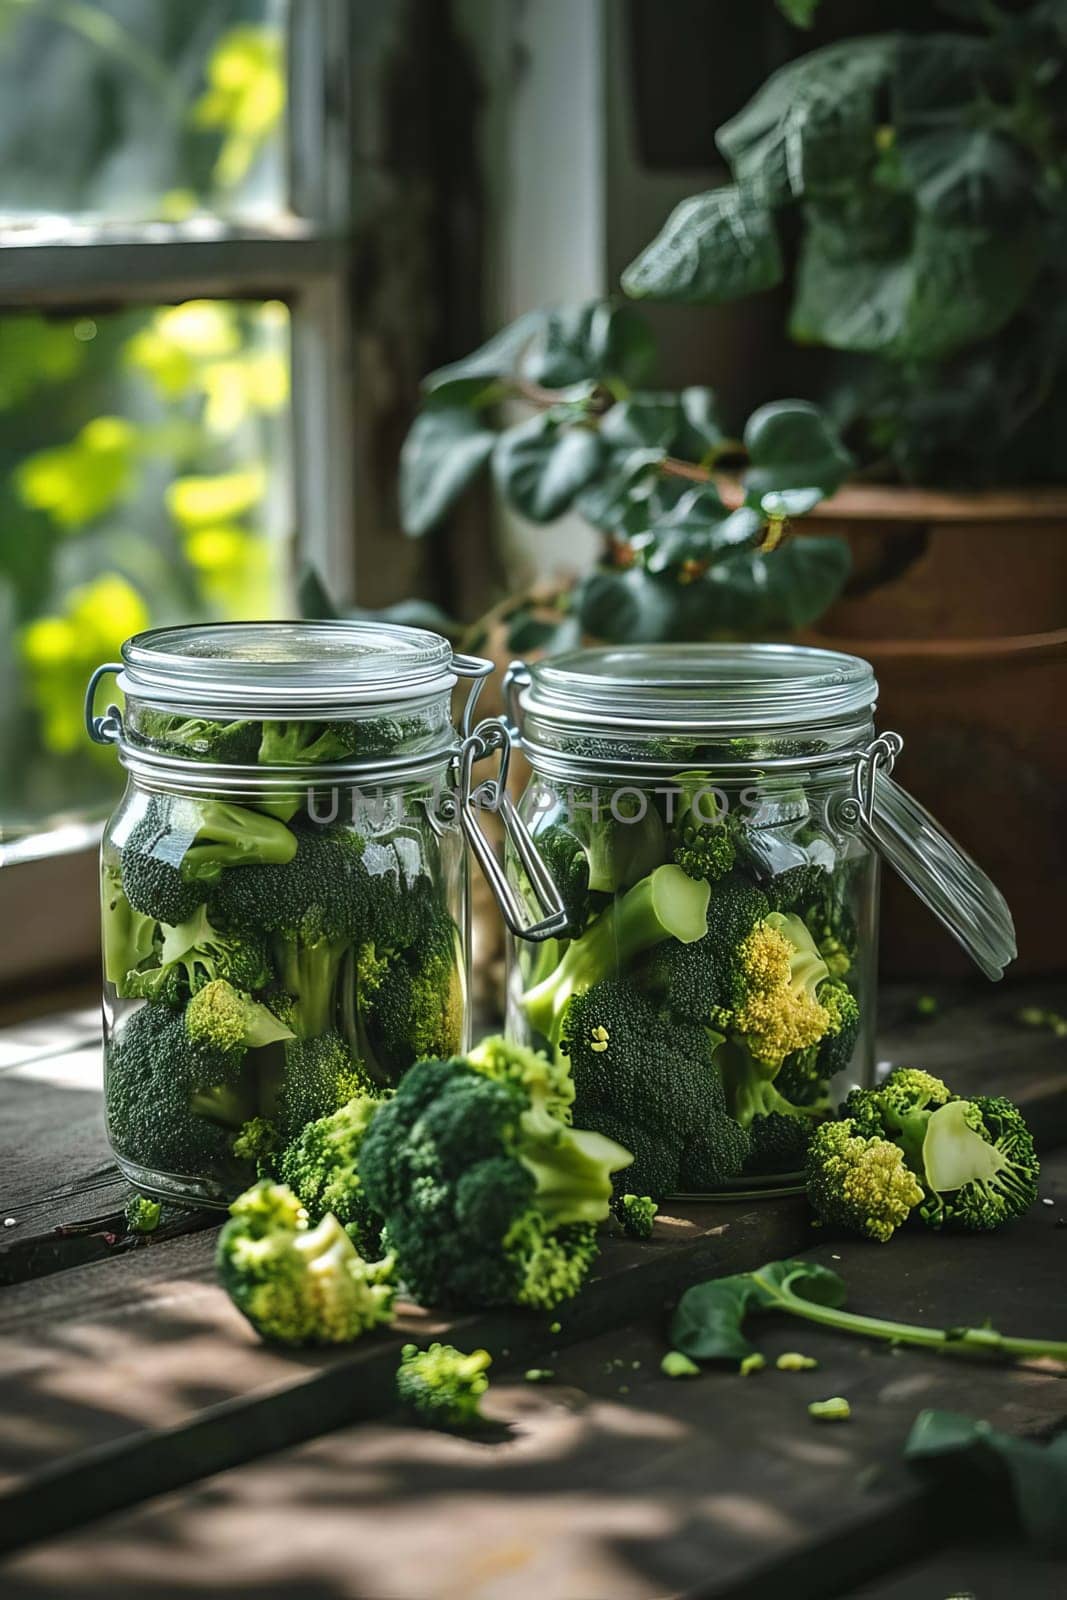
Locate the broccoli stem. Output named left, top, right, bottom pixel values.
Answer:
left=274, top=935, right=349, bottom=1038
left=756, top=1265, right=1067, bottom=1363
left=179, top=801, right=298, bottom=884
left=717, top=1039, right=822, bottom=1128
left=522, top=864, right=710, bottom=1045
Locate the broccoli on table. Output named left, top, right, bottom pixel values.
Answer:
left=121, top=794, right=297, bottom=925
left=466, top=1033, right=575, bottom=1124
left=358, top=1050, right=632, bottom=1310
left=217, top=1180, right=395, bottom=1346
left=279, top=1090, right=386, bottom=1255
left=124, top=1194, right=162, bottom=1234
left=806, top=1118, right=924, bottom=1242
left=618, top=1193, right=658, bottom=1238
left=396, top=1342, right=492, bottom=1427
left=522, top=864, right=710, bottom=1046
left=560, top=981, right=749, bottom=1200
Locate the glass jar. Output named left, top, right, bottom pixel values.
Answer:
left=87, top=621, right=564, bottom=1207
left=504, top=643, right=1015, bottom=1197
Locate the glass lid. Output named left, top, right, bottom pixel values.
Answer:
left=116, top=620, right=458, bottom=715
left=525, top=643, right=877, bottom=731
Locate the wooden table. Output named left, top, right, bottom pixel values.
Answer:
left=1, top=984, right=1065, bottom=1599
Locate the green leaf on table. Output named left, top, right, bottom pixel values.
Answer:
left=399, top=409, right=496, bottom=536
left=717, top=38, right=893, bottom=203
left=493, top=414, right=605, bottom=522
left=906, top=1410, right=1067, bottom=1555
left=622, top=186, right=783, bottom=304
left=521, top=301, right=656, bottom=388
left=421, top=310, right=546, bottom=406
left=744, top=400, right=852, bottom=496
left=672, top=1260, right=847, bottom=1362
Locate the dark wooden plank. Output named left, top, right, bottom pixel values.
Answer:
left=3, top=1152, right=1066, bottom=1600
left=849, top=1544, right=1067, bottom=1600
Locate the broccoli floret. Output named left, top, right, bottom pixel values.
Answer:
left=560, top=981, right=749, bottom=1199
left=186, top=979, right=295, bottom=1057
left=217, top=1180, right=395, bottom=1346
left=522, top=864, right=711, bottom=1045
left=763, top=863, right=830, bottom=914
left=131, top=710, right=261, bottom=764
left=879, top=1066, right=952, bottom=1121
left=124, top=1194, right=162, bottom=1234
left=396, top=1342, right=492, bottom=1427
left=120, top=904, right=273, bottom=1003
left=917, top=1097, right=1039, bottom=1231
left=232, top=1115, right=281, bottom=1176
left=618, top=1193, right=658, bottom=1238
left=669, top=775, right=736, bottom=884
left=121, top=795, right=297, bottom=924
left=263, top=1031, right=378, bottom=1144
left=355, top=910, right=464, bottom=1080
left=533, top=823, right=593, bottom=935
left=745, top=1112, right=815, bottom=1176
left=726, top=911, right=830, bottom=1071
left=101, top=862, right=159, bottom=989
left=358, top=1053, right=632, bottom=1310
left=806, top=1119, right=924, bottom=1242
left=258, top=720, right=362, bottom=766
left=567, top=788, right=667, bottom=895
left=777, top=978, right=861, bottom=1107
left=467, top=1033, right=575, bottom=1124
left=279, top=1090, right=385, bottom=1256
left=842, top=1068, right=953, bottom=1172
left=105, top=1002, right=253, bottom=1174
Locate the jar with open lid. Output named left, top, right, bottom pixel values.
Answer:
left=503, top=642, right=1015, bottom=1197
left=86, top=620, right=564, bottom=1207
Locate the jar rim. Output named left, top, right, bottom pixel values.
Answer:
left=524, top=642, right=877, bottom=732
left=118, top=620, right=458, bottom=714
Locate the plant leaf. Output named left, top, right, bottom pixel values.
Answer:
left=776, top=0, right=821, bottom=27
left=622, top=186, right=783, bottom=304
left=599, top=393, right=683, bottom=451
left=493, top=414, right=605, bottom=522
left=760, top=486, right=823, bottom=517
left=898, top=127, right=1035, bottom=228
left=717, top=37, right=894, bottom=204
left=574, top=568, right=688, bottom=644
left=399, top=409, right=496, bottom=536
left=297, top=563, right=340, bottom=619
left=671, top=1259, right=847, bottom=1362
left=575, top=449, right=669, bottom=532
left=676, top=386, right=726, bottom=459
left=421, top=310, right=546, bottom=406
left=703, top=537, right=851, bottom=630
left=906, top=1410, right=1067, bottom=1554
left=522, top=301, right=656, bottom=388
left=744, top=399, right=852, bottom=496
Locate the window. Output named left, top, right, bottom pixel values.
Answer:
left=0, top=0, right=356, bottom=863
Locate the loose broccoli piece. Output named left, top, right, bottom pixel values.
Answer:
left=806, top=1119, right=924, bottom=1242
left=124, top=1194, right=161, bottom=1234
left=358, top=1052, right=633, bottom=1310
left=258, top=720, right=362, bottom=766
left=131, top=710, right=261, bottom=764
left=106, top=1002, right=255, bottom=1174
left=101, top=862, right=159, bottom=989
left=618, top=1193, right=658, bottom=1238
left=121, top=904, right=272, bottom=1003
left=355, top=909, right=464, bottom=1080
left=522, top=864, right=711, bottom=1045
left=670, top=774, right=736, bottom=883
left=217, top=1180, right=395, bottom=1345
left=121, top=794, right=297, bottom=924
left=918, top=1097, right=1039, bottom=1232
left=279, top=1091, right=386, bottom=1255
left=560, top=981, right=749, bottom=1198
left=396, top=1342, right=492, bottom=1427
left=466, top=1033, right=575, bottom=1124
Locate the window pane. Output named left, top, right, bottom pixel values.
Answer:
left=0, top=1, right=287, bottom=227
left=0, top=300, right=291, bottom=845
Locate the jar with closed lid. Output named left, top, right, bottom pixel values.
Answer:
left=503, top=642, right=1016, bottom=1198
left=87, top=620, right=564, bottom=1207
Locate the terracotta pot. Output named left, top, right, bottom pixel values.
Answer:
left=800, top=483, right=1067, bottom=979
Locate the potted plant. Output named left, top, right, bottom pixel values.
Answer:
left=392, top=4, right=1066, bottom=976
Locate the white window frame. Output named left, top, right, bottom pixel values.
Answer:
left=0, top=0, right=359, bottom=987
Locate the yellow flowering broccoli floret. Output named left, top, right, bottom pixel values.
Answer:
left=805, top=1120, right=924, bottom=1242
left=733, top=912, right=831, bottom=1070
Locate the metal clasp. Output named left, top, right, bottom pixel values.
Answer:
left=502, top=659, right=531, bottom=738
left=452, top=653, right=494, bottom=739
left=85, top=663, right=124, bottom=745
left=835, top=731, right=903, bottom=830
left=447, top=715, right=568, bottom=942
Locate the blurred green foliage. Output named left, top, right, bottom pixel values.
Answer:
left=0, top=6, right=289, bottom=840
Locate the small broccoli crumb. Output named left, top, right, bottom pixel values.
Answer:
left=524, top=1368, right=555, bottom=1383
left=776, top=1352, right=819, bottom=1372
left=397, top=1342, right=492, bottom=1426
left=618, top=1193, right=659, bottom=1239
left=618, top=1384, right=630, bottom=1395
left=739, top=1353, right=766, bottom=1377
left=549, top=1320, right=562, bottom=1335
left=661, top=1350, right=700, bottom=1378
left=915, top=995, right=938, bottom=1018
left=124, top=1194, right=162, bottom=1234
left=809, top=1396, right=851, bottom=1421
